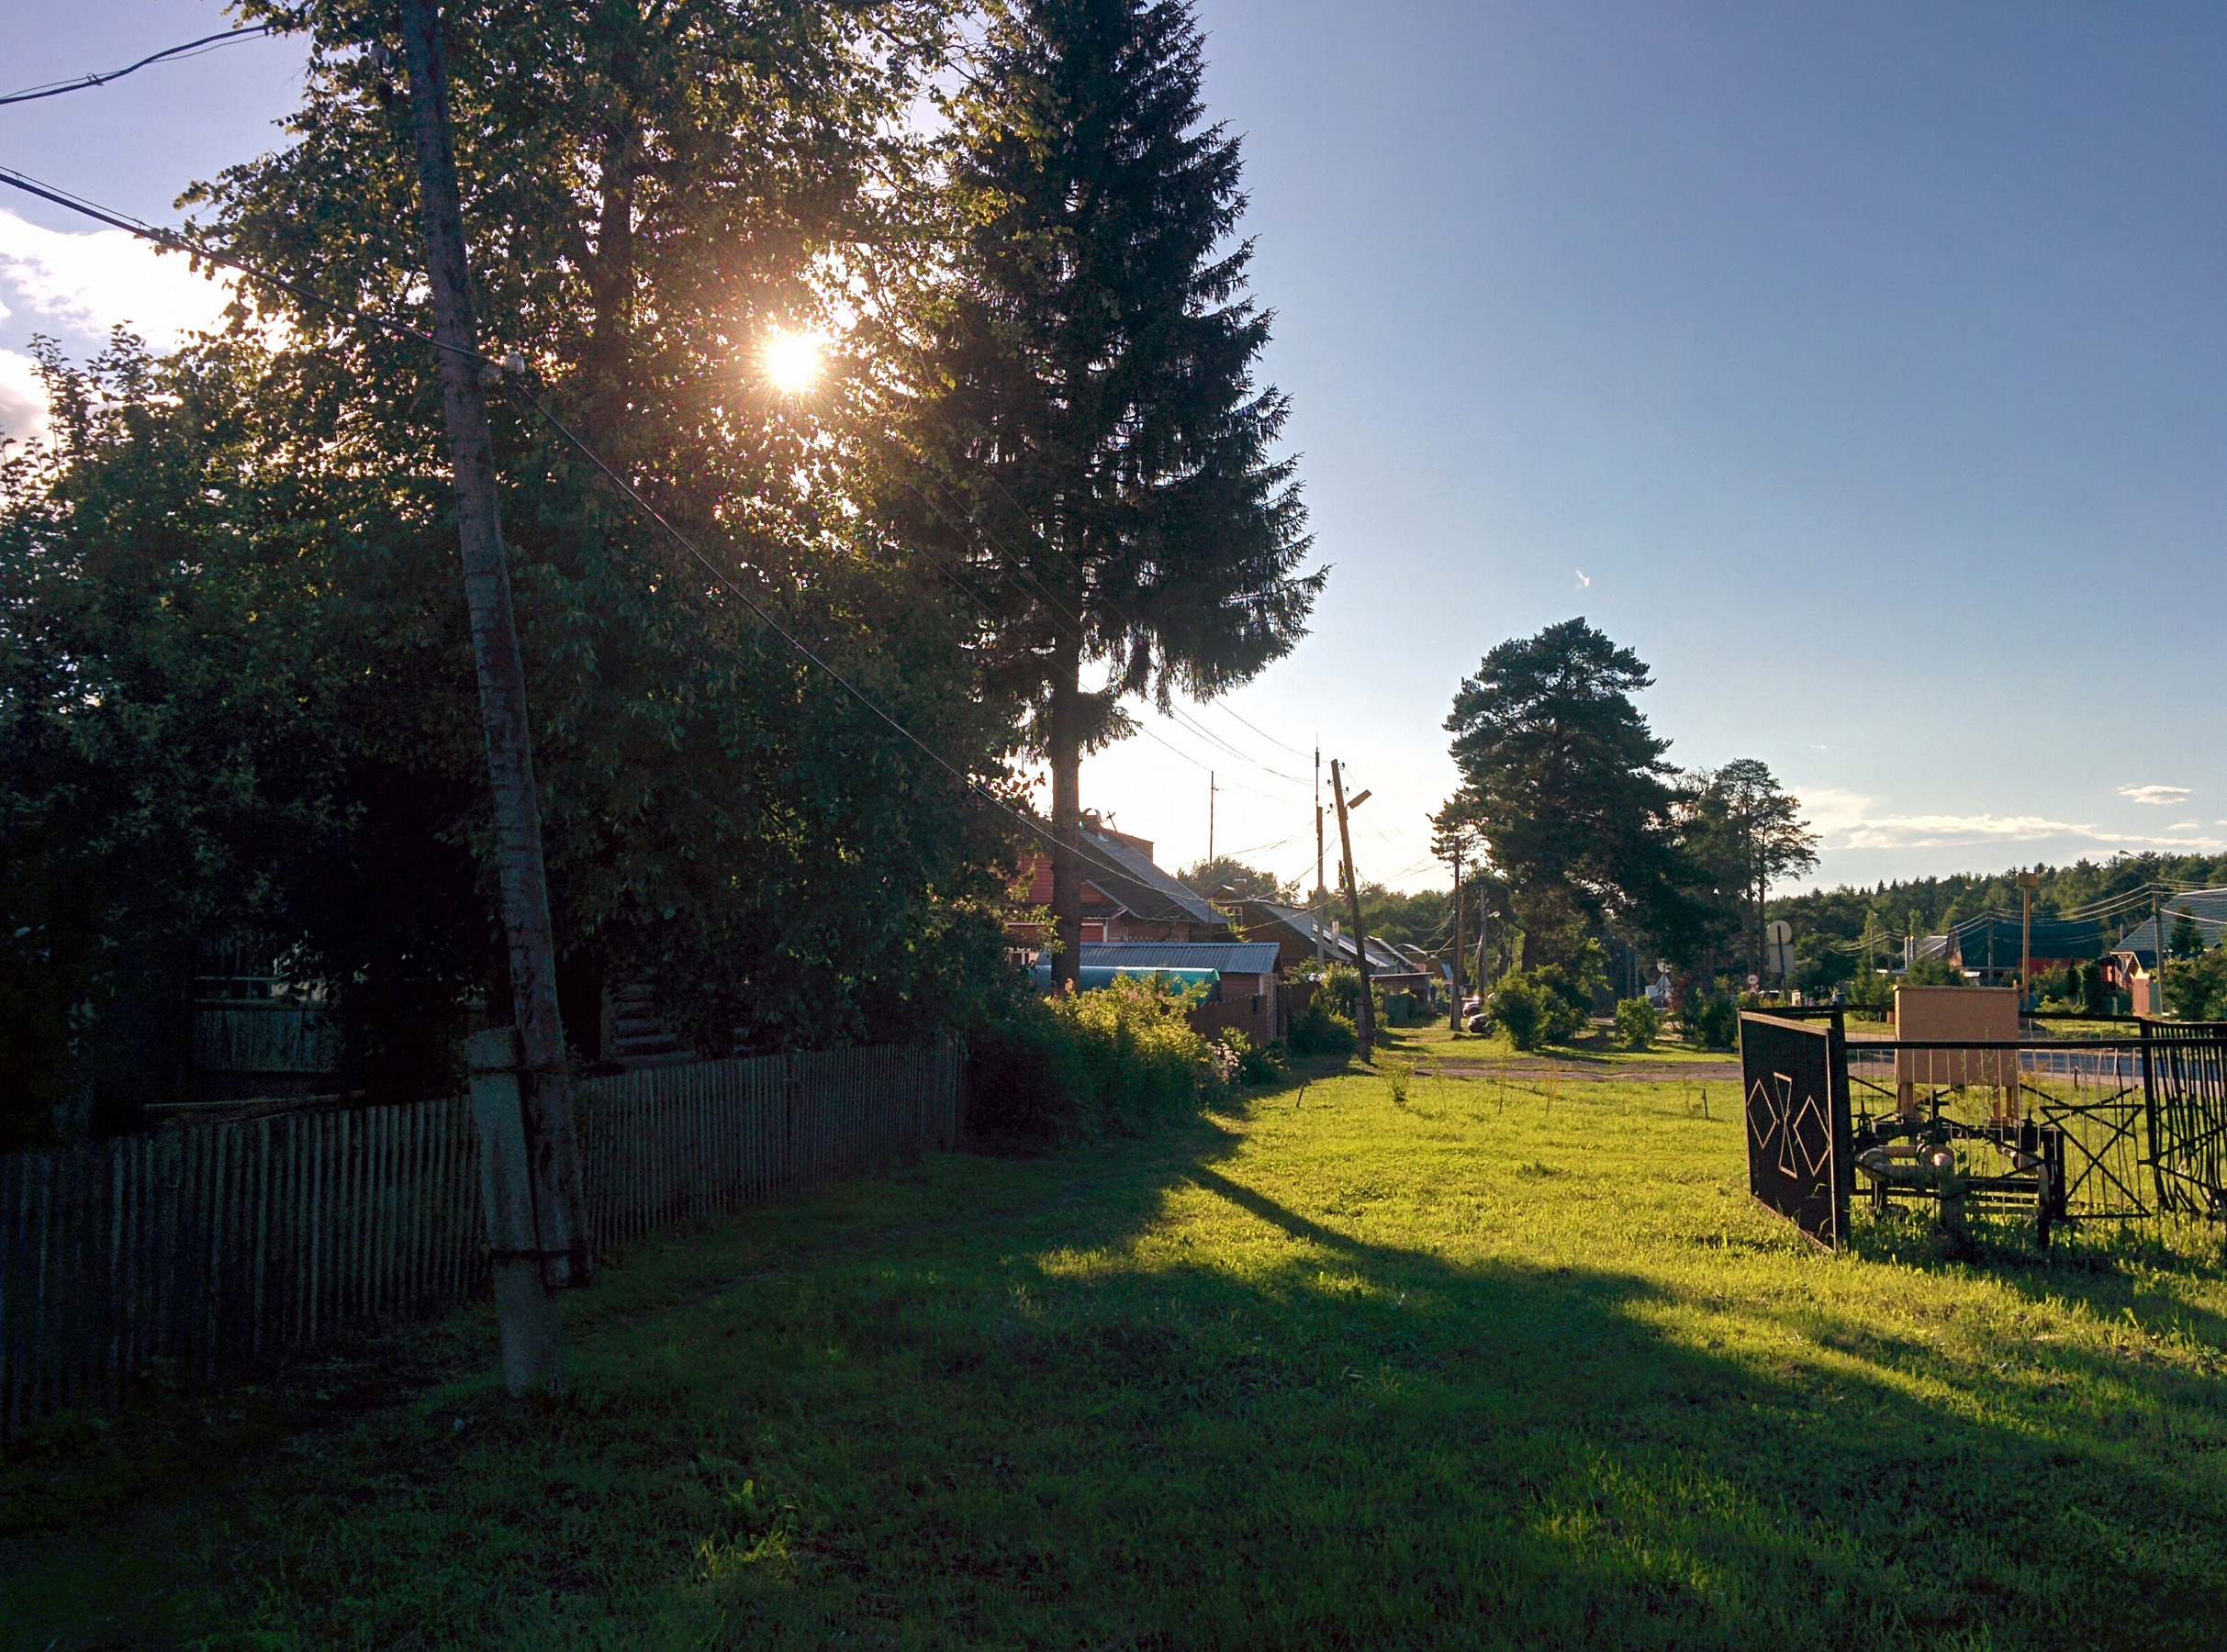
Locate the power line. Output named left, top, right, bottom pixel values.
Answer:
left=0, top=163, right=1168, bottom=908
left=0, top=25, right=277, bottom=108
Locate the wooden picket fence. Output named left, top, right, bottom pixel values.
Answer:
left=0, top=1041, right=964, bottom=1440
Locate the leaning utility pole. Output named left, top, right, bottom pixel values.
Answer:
left=1330, top=760, right=1374, bottom=1059
left=400, top=0, right=588, bottom=1392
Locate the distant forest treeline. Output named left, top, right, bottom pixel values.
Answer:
left=1768, top=851, right=2227, bottom=982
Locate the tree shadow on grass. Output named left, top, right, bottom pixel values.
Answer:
left=13, top=1085, right=2227, bottom=1651
left=1054, top=1162, right=2227, bottom=1650
left=567, top=1121, right=2227, bottom=1650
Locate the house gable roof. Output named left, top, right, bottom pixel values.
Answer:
left=2111, top=889, right=2227, bottom=966
left=1241, top=901, right=1418, bottom=975
left=1075, top=827, right=1218, bottom=927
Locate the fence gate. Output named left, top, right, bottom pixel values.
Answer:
left=2142, top=1022, right=2227, bottom=1216
left=1740, top=1012, right=1853, bottom=1252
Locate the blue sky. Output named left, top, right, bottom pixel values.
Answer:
left=3, top=2, right=2221, bottom=895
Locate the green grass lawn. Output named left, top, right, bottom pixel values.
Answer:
left=8, top=1059, right=2227, bottom=1650
left=1382, top=1021, right=1738, bottom=1067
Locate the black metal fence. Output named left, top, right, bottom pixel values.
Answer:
left=1744, top=1012, right=2227, bottom=1245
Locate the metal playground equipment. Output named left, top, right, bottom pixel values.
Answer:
left=1739, top=1008, right=2227, bottom=1252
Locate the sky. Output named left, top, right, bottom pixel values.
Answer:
left=2, top=2, right=2221, bottom=898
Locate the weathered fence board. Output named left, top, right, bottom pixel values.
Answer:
left=0, top=1041, right=962, bottom=1440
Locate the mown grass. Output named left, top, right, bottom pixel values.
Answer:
left=1385, top=1021, right=1737, bottom=1066
left=7, top=1058, right=2227, bottom=1650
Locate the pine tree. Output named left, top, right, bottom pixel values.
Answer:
left=1438, top=620, right=1685, bottom=968
left=896, top=0, right=1319, bottom=988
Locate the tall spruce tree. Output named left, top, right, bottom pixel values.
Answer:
left=897, top=0, right=1318, bottom=988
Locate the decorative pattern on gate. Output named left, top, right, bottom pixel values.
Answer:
left=1740, top=1013, right=1851, bottom=1251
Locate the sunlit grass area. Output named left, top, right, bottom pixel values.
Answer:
left=8, top=1060, right=2227, bottom=1649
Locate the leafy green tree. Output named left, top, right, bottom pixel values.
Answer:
left=2169, top=912, right=2204, bottom=958
left=0, top=6, right=1032, bottom=1138
left=1177, top=856, right=1291, bottom=905
left=895, top=0, right=1320, bottom=989
left=1353, top=883, right=1450, bottom=950
left=1438, top=620, right=1686, bottom=967
left=2163, top=941, right=2227, bottom=1021
left=1682, top=760, right=1818, bottom=982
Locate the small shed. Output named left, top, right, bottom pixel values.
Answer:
left=1056, top=941, right=1285, bottom=1046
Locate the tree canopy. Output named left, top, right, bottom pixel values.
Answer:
left=1438, top=619, right=1686, bottom=966
left=0, top=3, right=1037, bottom=1144
left=892, top=0, right=1320, bottom=986
left=1177, top=857, right=1292, bottom=904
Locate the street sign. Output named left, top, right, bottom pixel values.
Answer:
left=1765, top=919, right=1795, bottom=980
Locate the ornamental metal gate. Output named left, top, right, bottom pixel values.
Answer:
left=2141, top=1022, right=2227, bottom=1216
left=1740, top=1012, right=1853, bottom=1252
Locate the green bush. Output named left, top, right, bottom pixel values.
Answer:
left=968, top=977, right=1225, bottom=1143
left=1305, top=961, right=1387, bottom=1026
left=1216, top=1028, right=1287, bottom=1087
left=1490, top=966, right=1593, bottom=1050
left=1287, top=990, right=1358, bottom=1056
left=1489, top=972, right=1543, bottom=1049
left=1681, top=990, right=1739, bottom=1050
left=1613, top=997, right=1659, bottom=1051
left=1842, top=970, right=1894, bottom=1013
left=1529, top=963, right=1595, bottom=1043
left=1904, top=957, right=1965, bottom=987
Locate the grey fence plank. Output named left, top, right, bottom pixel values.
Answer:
left=0, top=1039, right=961, bottom=1439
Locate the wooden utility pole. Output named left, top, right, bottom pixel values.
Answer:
left=1313, top=748, right=1326, bottom=964
left=1449, top=840, right=1464, bottom=1032
left=1329, top=760, right=1374, bottom=1059
left=2151, top=883, right=2167, bottom=1018
left=1208, top=771, right=1215, bottom=864
left=400, top=0, right=588, bottom=1390
left=2017, top=870, right=2039, bottom=1010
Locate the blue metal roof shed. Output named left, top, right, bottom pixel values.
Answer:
left=1074, top=942, right=1281, bottom=975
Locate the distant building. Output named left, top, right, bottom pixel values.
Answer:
left=2109, top=889, right=2227, bottom=972
left=1225, top=899, right=1433, bottom=994
left=1006, top=821, right=1225, bottom=946
left=2107, top=888, right=2227, bottom=1015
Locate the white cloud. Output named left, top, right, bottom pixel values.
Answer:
left=0, top=348, right=45, bottom=448
left=0, top=207, right=239, bottom=352
left=0, top=209, right=256, bottom=448
left=1789, top=786, right=1874, bottom=833
left=1827, top=809, right=2223, bottom=854
left=2120, top=784, right=2192, bottom=806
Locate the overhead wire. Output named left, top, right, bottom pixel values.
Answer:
left=1, top=157, right=1340, bottom=891
left=0, top=163, right=1173, bottom=908
left=9, top=43, right=1388, bottom=887
left=0, top=24, right=276, bottom=108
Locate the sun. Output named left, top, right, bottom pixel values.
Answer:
left=762, top=329, right=825, bottom=395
